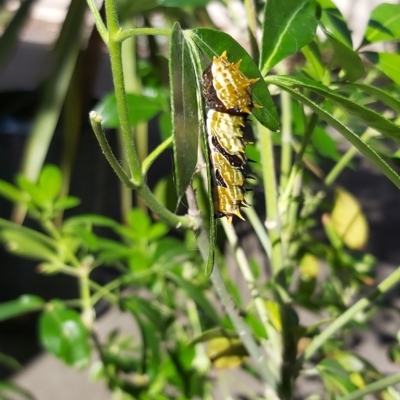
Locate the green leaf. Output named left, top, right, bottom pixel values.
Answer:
left=302, top=42, right=326, bottom=82
left=169, top=22, right=200, bottom=196
left=95, top=92, right=163, bottom=129
left=0, top=180, right=28, bottom=204
left=368, top=52, right=400, bottom=86
left=0, top=295, right=44, bottom=322
left=267, top=77, right=400, bottom=190
left=147, top=222, right=169, bottom=241
left=271, top=75, right=400, bottom=140
left=39, top=307, right=91, bottom=368
left=318, top=358, right=358, bottom=394
left=318, top=0, right=352, bottom=46
left=363, top=3, right=400, bottom=45
left=0, top=0, right=36, bottom=70
left=260, top=0, right=318, bottom=75
left=312, top=126, right=341, bottom=161
left=54, top=196, right=81, bottom=210
left=190, top=328, right=238, bottom=346
left=0, top=221, right=59, bottom=262
left=342, top=82, right=400, bottom=114
left=322, top=26, right=364, bottom=81
left=127, top=208, right=151, bottom=237
left=38, top=164, right=62, bottom=200
left=167, top=272, right=220, bottom=325
left=187, top=28, right=280, bottom=131
left=17, top=175, right=49, bottom=208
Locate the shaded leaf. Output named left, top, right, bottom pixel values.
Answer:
left=95, top=92, right=163, bottom=129
left=167, top=272, right=220, bottom=325
left=331, top=187, right=369, bottom=250
left=0, top=295, right=44, bottom=322
left=157, top=0, right=210, bottom=6
left=0, top=381, right=35, bottom=400
left=188, top=28, right=280, bottom=131
left=260, top=0, right=318, bottom=75
left=302, top=42, right=326, bottom=82
left=322, top=26, right=364, bottom=81
left=39, top=307, right=91, bottom=368
left=169, top=22, right=199, bottom=196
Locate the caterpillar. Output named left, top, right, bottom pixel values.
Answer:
left=202, top=51, right=260, bottom=224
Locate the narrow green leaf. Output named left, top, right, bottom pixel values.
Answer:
left=0, top=222, right=59, bottom=262
left=0, top=0, right=36, bottom=70
left=0, top=180, right=28, bottom=204
left=95, top=92, right=163, bottom=128
left=271, top=75, right=400, bottom=140
left=19, top=0, right=87, bottom=183
left=170, top=22, right=200, bottom=196
left=190, top=328, right=238, bottom=346
left=167, top=272, right=220, bottom=325
left=321, top=26, right=364, bottom=81
left=363, top=3, right=400, bottom=45
left=54, top=196, right=81, bottom=210
left=0, top=295, right=44, bottom=322
left=39, top=307, right=91, bottom=368
left=260, top=0, right=318, bottom=75
left=268, top=78, right=400, bottom=190
left=341, top=82, right=400, bottom=114
left=188, top=28, right=279, bottom=131
left=317, top=0, right=352, bottom=46
left=38, top=164, right=62, bottom=201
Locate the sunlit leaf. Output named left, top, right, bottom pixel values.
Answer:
left=157, top=0, right=210, bottom=6
left=368, top=52, right=400, bottom=86
left=363, top=3, right=400, bottom=45
left=266, top=76, right=400, bottom=190
left=269, top=75, right=400, bottom=140
left=260, top=0, right=318, bottom=75
left=206, top=337, right=247, bottom=369
left=331, top=187, right=369, bottom=250
left=188, top=28, right=280, bottom=131
left=299, top=253, right=319, bottom=280
left=38, top=164, right=62, bottom=201
left=318, top=0, right=352, bottom=46
left=0, top=180, right=28, bottom=204
left=190, top=328, right=238, bottom=346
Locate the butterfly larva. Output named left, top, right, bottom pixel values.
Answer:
left=202, top=51, right=260, bottom=224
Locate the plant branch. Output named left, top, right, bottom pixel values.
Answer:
left=115, top=28, right=170, bottom=43
left=86, top=0, right=108, bottom=44
left=142, top=135, right=173, bottom=175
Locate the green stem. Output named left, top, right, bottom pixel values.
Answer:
left=115, top=28, right=170, bottom=43
left=221, top=219, right=281, bottom=380
left=89, top=111, right=132, bottom=188
left=90, top=111, right=194, bottom=229
left=142, top=135, right=173, bottom=175
left=197, top=228, right=278, bottom=393
left=303, top=265, right=400, bottom=361
left=79, top=258, right=94, bottom=329
left=279, top=90, right=292, bottom=192
left=86, top=0, right=108, bottom=44
left=104, top=0, right=142, bottom=185
left=338, top=372, right=400, bottom=400
left=258, top=122, right=282, bottom=275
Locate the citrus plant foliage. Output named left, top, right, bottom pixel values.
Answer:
left=0, top=0, right=400, bottom=399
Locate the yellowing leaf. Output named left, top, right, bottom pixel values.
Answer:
left=264, top=300, right=282, bottom=332
left=299, top=253, right=319, bottom=280
left=206, top=338, right=247, bottom=369
left=331, top=188, right=369, bottom=250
